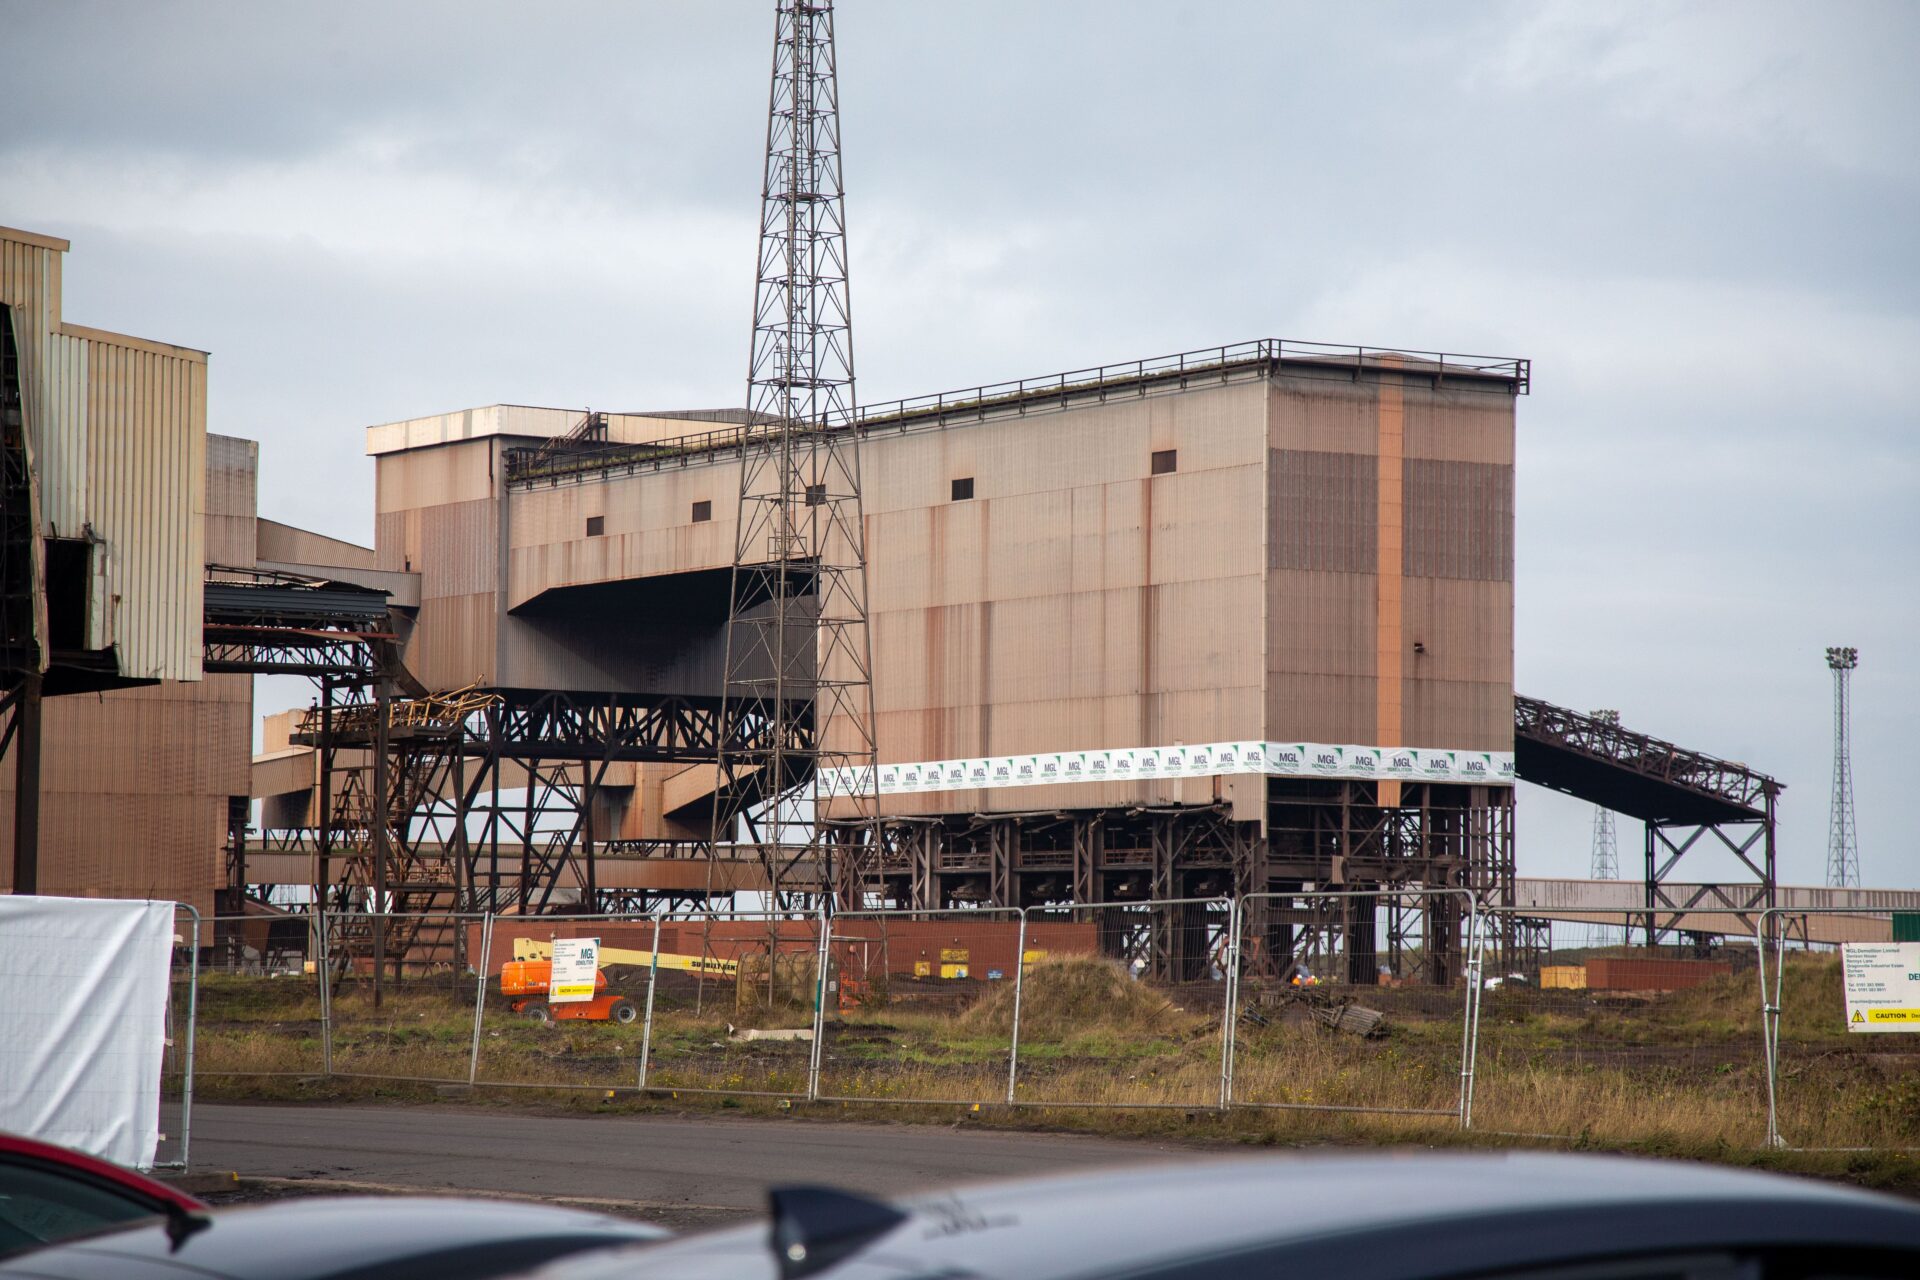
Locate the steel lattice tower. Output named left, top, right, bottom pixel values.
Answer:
left=1825, top=647, right=1860, bottom=888
left=711, top=0, right=880, bottom=911
left=1585, top=709, right=1621, bottom=947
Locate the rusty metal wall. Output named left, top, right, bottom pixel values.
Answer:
left=372, top=359, right=1515, bottom=819
left=851, top=380, right=1270, bottom=814
left=1265, top=372, right=1515, bottom=755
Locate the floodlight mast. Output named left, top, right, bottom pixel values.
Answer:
left=711, top=0, right=881, bottom=914
left=1824, top=647, right=1860, bottom=889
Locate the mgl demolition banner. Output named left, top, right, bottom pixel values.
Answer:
left=818, top=740, right=1516, bottom=797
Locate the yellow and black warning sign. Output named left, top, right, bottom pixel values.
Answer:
left=1842, top=943, right=1920, bottom=1033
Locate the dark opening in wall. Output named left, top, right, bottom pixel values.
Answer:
left=691, top=500, right=712, bottom=523
left=1151, top=449, right=1178, bottom=475
left=951, top=477, right=974, bottom=501
left=585, top=515, right=605, bottom=537
left=43, top=538, right=90, bottom=652
left=804, top=483, right=826, bottom=506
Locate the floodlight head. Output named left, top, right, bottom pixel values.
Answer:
left=1825, top=646, right=1859, bottom=671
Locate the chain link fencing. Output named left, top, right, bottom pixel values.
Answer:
left=471, top=908, right=828, bottom=1100
left=1228, top=890, right=1481, bottom=1128
left=815, top=908, right=1023, bottom=1106
left=171, top=897, right=1920, bottom=1154
left=319, top=910, right=489, bottom=1085
left=190, top=910, right=327, bottom=1082
left=1758, top=906, right=1920, bottom=1152
left=1007, top=898, right=1232, bottom=1111
left=1467, top=908, right=1767, bottom=1147
left=155, top=904, right=201, bottom=1170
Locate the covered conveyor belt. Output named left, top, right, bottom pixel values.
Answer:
left=1512, top=695, right=1776, bottom=823
left=1513, top=695, right=1783, bottom=940
left=202, top=566, right=397, bottom=679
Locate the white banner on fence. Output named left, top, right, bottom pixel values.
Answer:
left=0, top=896, right=176, bottom=1169
left=1842, top=942, right=1920, bottom=1033
left=549, top=937, right=600, bottom=1003
left=823, top=740, right=1515, bottom=797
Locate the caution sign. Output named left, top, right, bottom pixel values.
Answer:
left=549, top=937, right=600, bottom=1004
left=1841, top=942, right=1920, bottom=1033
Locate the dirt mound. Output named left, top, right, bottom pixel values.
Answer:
left=963, top=954, right=1196, bottom=1037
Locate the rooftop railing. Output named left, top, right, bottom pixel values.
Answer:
left=505, top=337, right=1529, bottom=488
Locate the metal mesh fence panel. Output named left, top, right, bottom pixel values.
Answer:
left=321, top=910, right=488, bottom=1085
left=473, top=909, right=825, bottom=1099
left=471, top=911, right=656, bottom=1093
left=1010, top=898, right=1233, bottom=1110
left=1470, top=908, right=1765, bottom=1146
left=1230, top=890, right=1475, bottom=1126
left=1760, top=907, right=1919, bottom=1152
left=188, top=911, right=327, bottom=1081
left=815, top=908, right=1023, bottom=1105
left=155, top=904, right=200, bottom=1170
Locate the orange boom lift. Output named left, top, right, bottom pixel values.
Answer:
left=497, top=958, right=638, bottom=1024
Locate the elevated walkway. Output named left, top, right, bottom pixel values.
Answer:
left=1510, top=878, right=1914, bottom=945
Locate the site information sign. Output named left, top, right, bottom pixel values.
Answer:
left=1841, top=942, right=1920, bottom=1032
left=549, top=937, right=600, bottom=1004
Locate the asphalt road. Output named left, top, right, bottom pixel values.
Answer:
left=181, top=1103, right=1185, bottom=1230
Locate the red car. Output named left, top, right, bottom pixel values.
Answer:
left=0, top=1133, right=206, bottom=1258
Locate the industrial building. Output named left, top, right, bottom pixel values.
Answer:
left=250, top=343, right=1524, bottom=980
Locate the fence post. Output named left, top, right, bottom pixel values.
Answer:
left=806, top=909, right=830, bottom=1102
left=178, top=906, right=200, bottom=1170
left=316, top=906, right=334, bottom=1077
left=1005, top=908, right=1030, bottom=1106
left=638, top=912, right=662, bottom=1091
left=467, top=913, right=494, bottom=1087
left=1218, top=896, right=1240, bottom=1111
left=1756, top=909, right=1786, bottom=1148
left=1459, top=903, right=1486, bottom=1129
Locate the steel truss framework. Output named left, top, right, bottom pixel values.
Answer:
left=1513, top=694, right=1782, bottom=946
left=867, top=779, right=1511, bottom=983
left=257, top=687, right=823, bottom=957
left=710, top=0, right=881, bottom=914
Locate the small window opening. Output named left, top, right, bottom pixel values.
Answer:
left=585, top=515, right=605, bottom=537
left=1150, top=449, right=1178, bottom=475
left=691, top=500, right=712, bottom=523
left=804, top=483, right=827, bottom=506
left=951, top=477, right=974, bottom=501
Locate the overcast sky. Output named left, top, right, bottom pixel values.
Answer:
left=3, top=1, right=1914, bottom=889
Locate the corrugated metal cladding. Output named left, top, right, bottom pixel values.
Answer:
left=1268, top=449, right=1377, bottom=574
left=82, top=329, right=207, bottom=679
left=1403, top=459, right=1513, bottom=582
left=0, top=227, right=208, bottom=682
left=369, top=354, right=1517, bottom=812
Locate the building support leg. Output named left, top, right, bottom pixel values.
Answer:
left=908, top=823, right=937, bottom=911
left=9, top=671, right=40, bottom=895
left=990, top=819, right=1015, bottom=908
left=371, top=680, right=391, bottom=1006
left=1149, top=815, right=1175, bottom=981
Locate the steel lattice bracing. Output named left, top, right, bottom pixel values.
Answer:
left=1585, top=709, right=1622, bottom=947
left=1826, top=647, right=1860, bottom=888
left=1513, top=694, right=1782, bottom=943
left=712, top=0, right=880, bottom=910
